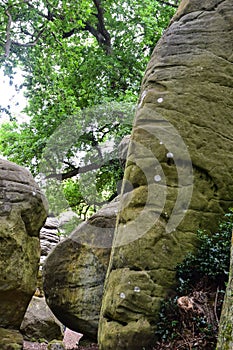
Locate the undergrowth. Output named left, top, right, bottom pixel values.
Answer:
left=153, top=209, right=233, bottom=350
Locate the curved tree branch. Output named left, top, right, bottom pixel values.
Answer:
left=3, top=0, right=111, bottom=57
left=46, top=158, right=118, bottom=181
left=11, top=27, right=45, bottom=47
left=46, top=162, right=102, bottom=180
left=157, top=0, right=179, bottom=8
left=92, top=0, right=111, bottom=53
left=1, top=0, right=176, bottom=60
left=63, top=0, right=112, bottom=53
left=4, top=9, right=12, bottom=58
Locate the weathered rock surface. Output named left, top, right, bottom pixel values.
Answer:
left=40, top=216, right=60, bottom=261
left=0, top=327, right=23, bottom=350
left=20, top=296, right=63, bottom=342
left=0, top=158, right=48, bottom=335
left=36, top=216, right=61, bottom=297
left=43, top=198, right=119, bottom=342
left=118, top=134, right=131, bottom=168
left=98, top=0, right=233, bottom=349
left=63, top=328, right=82, bottom=349
left=47, top=340, right=65, bottom=350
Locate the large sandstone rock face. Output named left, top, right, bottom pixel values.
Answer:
left=0, top=159, right=48, bottom=348
left=43, top=199, right=119, bottom=342
left=98, top=1, right=233, bottom=349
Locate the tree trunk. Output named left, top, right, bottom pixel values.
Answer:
left=216, top=231, right=233, bottom=349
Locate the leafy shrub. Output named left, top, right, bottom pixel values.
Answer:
left=154, top=209, right=233, bottom=348
left=176, top=210, right=233, bottom=295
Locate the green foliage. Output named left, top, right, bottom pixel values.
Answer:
left=58, top=214, right=83, bottom=237
left=95, top=159, right=124, bottom=199
left=0, top=0, right=178, bottom=161
left=42, top=179, right=70, bottom=216
left=176, top=210, right=233, bottom=295
left=0, top=0, right=179, bottom=217
left=155, top=298, right=180, bottom=341
left=156, top=295, right=217, bottom=342
left=36, top=101, right=133, bottom=216
left=0, top=121, right=45, bottom=171
left=62, top=178, right=96, bottom=219
left=155, top=210, right=233, bottom=347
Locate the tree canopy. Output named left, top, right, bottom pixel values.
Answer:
left=0, top=0, right=179, bottom=217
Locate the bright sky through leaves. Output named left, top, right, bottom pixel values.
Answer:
left=0, top=69, right=27, bottom=123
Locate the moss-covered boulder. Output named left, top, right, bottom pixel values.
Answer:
left=98, top=0, right=233, bottom=348
left=43, top=199, right=119, bottom=342
left=0, top=328, right=23, bottom=350
left=0, top=159, right=48, bottom=346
